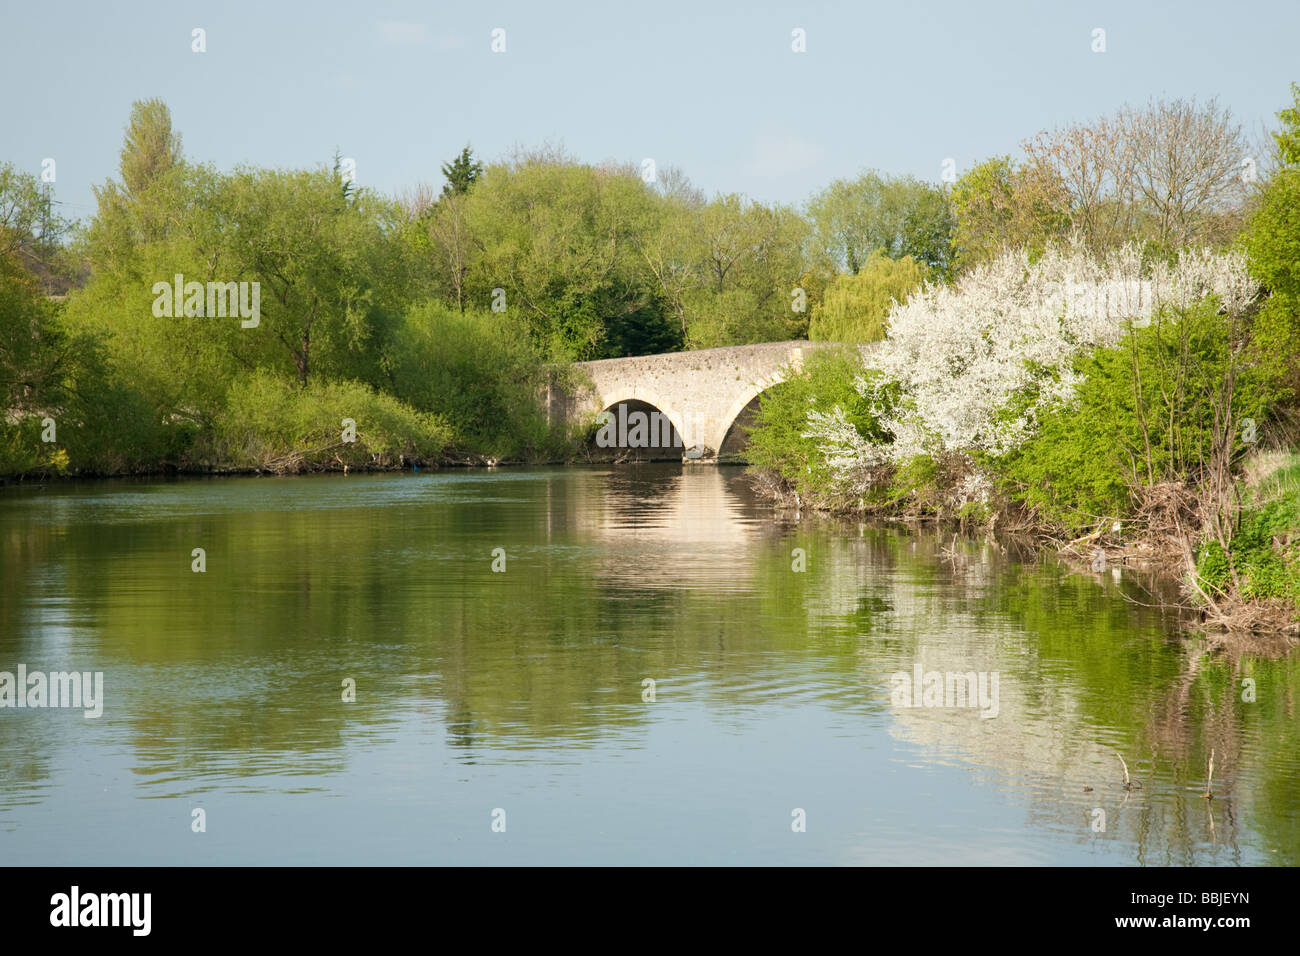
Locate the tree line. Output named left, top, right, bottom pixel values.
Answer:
left=1, top=89, right=1295, bottom=477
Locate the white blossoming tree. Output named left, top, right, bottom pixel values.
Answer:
left=802, top=239, right=1259, bottom=484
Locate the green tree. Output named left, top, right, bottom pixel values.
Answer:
left=441, top=145, right=484, bottom=198
left=1242, top=84, right=1300, bottom=393
left=88, top=99, right=197, bottom=268
left=809, top=253, right=926, bottom=343
left=744, top=346, right=884, bottom=502
left=806, top=172, right=954, bottom=278
left=997, top=301, right=1278, bottom=530
left=461, top=154, right=674, bottom=360
left=950, top=157, right=1070, bottom=271
left=215, top=166, right=410, bottom=388
left=1275, top=82, right=1300, bottom=168
left=0, top=252, right=56, bottom=424
left=119, top=98, right=182, bottom=200
left=0, top=161, right=69, bottom=292
left=387, top=301, right=554, bottom=458
left=683, top=193, right=808, bottom=348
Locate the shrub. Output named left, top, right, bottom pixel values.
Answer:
left=997, top=300, right=1280, bottom=530
left=214, top=373, right=452, bottom=472
left=744, top=346, right=885, bottom=501
left=1196, top=456, right=1300, bottom=605
left=386, top=302, right=559, bottom=460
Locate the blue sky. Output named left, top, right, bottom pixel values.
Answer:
left=3, top=0, right=1297, bottom=222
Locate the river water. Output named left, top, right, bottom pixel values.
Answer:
left=1, top=465, right=1296, bottom=865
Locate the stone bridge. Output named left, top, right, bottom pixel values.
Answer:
left=548, top=340, right=839, bottom=463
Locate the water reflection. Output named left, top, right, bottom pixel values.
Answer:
left=0, top=466, right=1295, bottom=864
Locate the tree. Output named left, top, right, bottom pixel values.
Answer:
left=1022, top=114, right=1139, bottom=254
left=806, top=172, right=954, bottom=277
left=119, top=98, right=182, bottom=201
left=422, top=191, right=476, bottom=312
left=460, top=155, right=679, bottom=359
left=809, top=253, right=926, bottom=343
left=0, top=162, right=68, bottom=288
left=636, top=190, right=705, bottom=341
left=88, top=99, right=196, bottom=267
left=1242, top=88, right=1300, bottom=392
left=1015, top=98, right=1249, bottom=258
left=1119, top=97, right=1246, bottom=250
left=801, top=241, right=1259, bottom=476
left=0, top=250, right=56, bottom=418
left=1244, top=171, right=1300, bottom=306
left=1272, top=82, right=1300, bottom=169
left=217, top=166, right=408, bottom=387
left=441, top=146, right=484, bottom=198
left=896, top=183, right=956, bottom=278
left=684, top=194, right=808, bottom=348
left=949, top=157, right=1070, bottom=271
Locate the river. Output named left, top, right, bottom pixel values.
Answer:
left=1, top=465, right=1296, bottom=864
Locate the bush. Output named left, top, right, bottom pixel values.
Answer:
left=386, top=302, right=560, bottom=459
left=1242, top=167, right=1300, bottom=396
left=996, top=300, right=1280, bottom=531
left=1197, top=456, right=1300, bottom=603
left=214, top=373, right=452, bottom=472
left=744, top=346, right=886, bottom=501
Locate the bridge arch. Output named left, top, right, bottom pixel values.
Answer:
left=591, top=396, right=687, bottom=460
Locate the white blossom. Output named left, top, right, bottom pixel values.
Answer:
left=846, top=239, right=1259, bottom=465
left=801, top=405, right=884, bottom=478
left=795, top=240, right=1261, bottom=491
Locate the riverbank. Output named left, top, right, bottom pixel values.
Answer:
left=746, top=447, right=1300, bottom=637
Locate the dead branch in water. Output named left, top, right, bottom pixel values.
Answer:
left=1115, top=751, right=1142, bottom=790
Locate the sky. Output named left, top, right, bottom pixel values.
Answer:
left=2, top=0, right=1297, bottom=223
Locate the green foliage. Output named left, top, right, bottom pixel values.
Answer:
left=220, top=165, right=408, bottom=387
left=1242, top=166, right=1300, bottom=395
left=1, top=246, right=182, bottom=476
left=214, top=373, right=452, bottom=472
left=744, top=347, right=883, bottom=499
left=997, top=301, right=1280, bottom=530
left=441, top=145, right=484, bottom=197
left=950, top=156, right=1070, bottom=271
left=407, top=154, right=807, bottom=359
left=0, top=253, right=52, bottom=415
left=0, top=161, right=70, bottom=293
left=683, top=194, right=809, bottom=348
left=20, top=102, right=579, bottom=477
left=809, top=253, right=926, bottom=342
left=457, top=157, right=670, bottom=360
left=1243, top=168, right=1300, bottom=302
left=805, top=171, right=954, bottom=278
left=0, top=162, right=64, bottom=259
left=1272, top=82, right=1300, bottom=169
left=884, top=454, right=940, bottom=507
left=119, top=98, right=182, bottom=200
left=386, top=302, right=558, bottom=459
left=1196, top=456, right=1300, bottom=602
